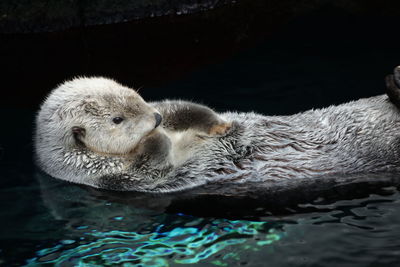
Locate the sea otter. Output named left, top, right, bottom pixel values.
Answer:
left=35, top=67, right=400, bottom=193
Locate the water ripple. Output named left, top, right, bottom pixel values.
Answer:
left=25, top=218, right=283, bottom=266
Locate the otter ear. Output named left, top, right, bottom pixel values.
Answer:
left=72, top=126, right=86, bottom=147
left=72, top=126, right=86, bottom=138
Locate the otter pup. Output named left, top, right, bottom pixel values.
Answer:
left=36, top=67, right=400, bottom=193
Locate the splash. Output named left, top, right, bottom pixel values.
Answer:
left=25, top=217, right=283, bottom=267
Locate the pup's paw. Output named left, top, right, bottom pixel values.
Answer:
left=208, top=122, right=232, bottom=136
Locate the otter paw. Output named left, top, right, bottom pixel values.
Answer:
left=208, top=122, right=232, bottom=136
left=385, top=66, right=400, bottom=109
left=394, top=66, right=400, bottom=87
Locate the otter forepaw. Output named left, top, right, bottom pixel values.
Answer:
left=208, top=122, right=232, bottom=136
left=394, top=66, right=400, bottom=87
left=385, top=66, right=400, bottom=108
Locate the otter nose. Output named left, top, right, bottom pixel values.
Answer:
left=154, top=113, right=162, bottom=128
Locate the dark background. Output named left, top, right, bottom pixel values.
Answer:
left=1, top=0, right=400, bottom=114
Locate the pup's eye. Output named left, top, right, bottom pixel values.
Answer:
left=112, top=117, right=124, bottom=124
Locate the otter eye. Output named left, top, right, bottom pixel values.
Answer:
left=112, top=117, right=124, bottom=124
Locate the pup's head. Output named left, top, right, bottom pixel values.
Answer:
left=37, top=77, right=162, bottom=155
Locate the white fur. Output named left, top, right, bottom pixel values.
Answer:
left=35, top=77, right=400, bottom=193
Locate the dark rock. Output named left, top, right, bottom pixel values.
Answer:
left=0, top=0, right=235, bottom=33
left=2, top=0, right=400, bottom=34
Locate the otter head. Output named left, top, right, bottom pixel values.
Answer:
left=70, top=93, right=162, bottom=156
left=37, top=77, right=162, bottom=157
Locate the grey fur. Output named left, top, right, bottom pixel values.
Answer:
left=154, top=100, right=227, bottom=133
left=35, top=69, right=400, bottom=193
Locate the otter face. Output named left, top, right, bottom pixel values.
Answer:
left=73, top=93, right=162, bottom=155
left=37, top=77, right=163, bottom=156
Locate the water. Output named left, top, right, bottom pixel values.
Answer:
left=2, top=7, right=400, bottom=267
left=2, top=167, right=400, bottom=266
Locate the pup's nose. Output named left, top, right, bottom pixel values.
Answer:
left=154, top=113, right=162, bottom=128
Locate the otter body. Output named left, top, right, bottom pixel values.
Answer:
left=35, top=69, right=400, bottom=193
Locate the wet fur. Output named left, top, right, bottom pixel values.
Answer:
left=36, top=69, right=400, bottom=193
left=153, top=100, right=230, bottom=134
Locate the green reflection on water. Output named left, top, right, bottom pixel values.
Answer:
left=25, top=217, right=283, bottom=267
